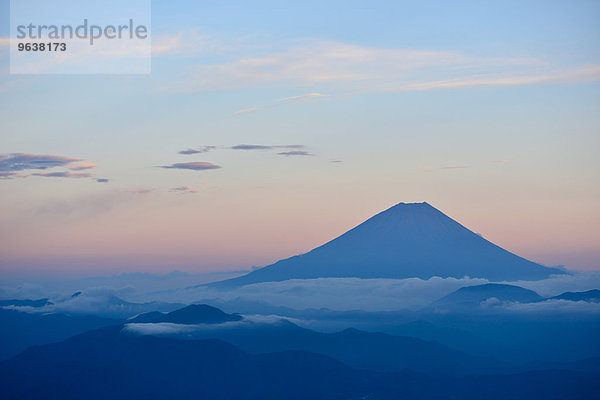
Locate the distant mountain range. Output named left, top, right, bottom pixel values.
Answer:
left=125, top=305, right=511, bottom=376
left=210, top=202, right=565, bottom=287
left=0, top=308, right=120, bottom=360
left=2, top=309, right=599, bottom=399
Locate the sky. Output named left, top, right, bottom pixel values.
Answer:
left=0, top=0, right=599, bottom=277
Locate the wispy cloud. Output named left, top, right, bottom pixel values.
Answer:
left=230, top=144, right=273, bottom=150
left=0, top=153, right=82, bottom=172
left=230, top=144, right=306, bottom=151
left=178, top=146, right=217, bottom=155
left=32, top=171, right=94, bottom=179
left=0, top=153, right=103, bottom=181
left=277, top=150, right=314, bottom=156
left=69, top=162, right=97, bottom=171
left=160, top=162, right=221, bottom=171
left=170, top=185, right=198, bottom=194
left=277, top=93, right=329, bottom=102
left=234, top=108, right=260, bottom=115
left=440, top=165, right=470, bottom=170
left=32, top=189, right=155, bottom=221
left=96, top=178, right=110, bottom=183
left=393, top=65, right=600, bottom=91
left=419, top=165, right=469, bottom=172
left=165, top=38, right=599, bottom=93
left=0, top=171, right=26, bottom=180
left=235, top=93, right=329, bottom=116
left=493, top=159, right=510, bottom=163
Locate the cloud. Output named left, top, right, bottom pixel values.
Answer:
left=162, top=272, right=600, bottom=313
left=230, top=144, right=273, bottom=150
left=191, top=277, right=490, bottom=312
left=274, top=145, right=305, bottom=149
left=68, top=162, right=97, bottom=171
left=419, top=165, right=469, bottom=172
left=95, top=178, right=110, bottom=183
left=170, top=185, right=198, bottom=194
left=178, top=146, right=216, bottom=155
left=165, top=38, right=599, bottom=93
left=0, top=153, right=82, bottom=172
left=498, top=271, right=600, bottom=298
left=234, top=108, right=260, bottom=115
left=230, top=144, right=306, bottom=151
left=32, top=188, right=156, bottom=221
left=440, top=165, right=470, bottom=170
left=493, top=159, right=510, bottom=163
left=0, top=171, right=26, bottom=180
left=277, top=93, right=329, bottom=102
left=499, top=299, right=600, bottom=314
left=0, top=153, right=100, bottom=180
left=392, top=65, right=600, bottom=91
left=151, top=31, right=230, bottom=56
left=123, top=314, right=303, bottom=337
left=160, top=162, right=221, bottom=171
left=6, top=286, right=182, bottom=318
left=277, top=151, right=314, bottom=156
left=32, top=171, right=94, bottom=179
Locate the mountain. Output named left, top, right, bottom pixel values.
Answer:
left=127, top=311, right=166, bottom=323
left=0, top=308, right=121, bottom=360
left=0, top=298, right=53, bottom=308
left=125, top=313, right=510, bottom=375
left=1, top=325, right=598, bottom=400
left=550, top=289, right=600, bottom=302
left=129, top=304, right=242, bottom=324
left=210, top=202, right=564, bottom=287
left=434, top=284, right=544, bottom=308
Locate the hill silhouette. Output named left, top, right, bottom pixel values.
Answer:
left=434, top=283, right=544, bottom=308
left=1, top=325, right=598, bottom=400
left=551, top=289, right=600, bottom=302
left=125, top=306, right=509, bottom=376
left=129, top=304, right=242, bottom=324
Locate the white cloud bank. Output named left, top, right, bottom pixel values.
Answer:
left=123, top=314, right=299, bottom=337
left=3, top=271, right=600, bottom=315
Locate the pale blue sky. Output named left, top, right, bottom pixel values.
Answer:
left=0, top=0, right=599, bottom=276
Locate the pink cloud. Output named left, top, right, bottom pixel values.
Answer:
left=69, top=162, right=97, bottom=170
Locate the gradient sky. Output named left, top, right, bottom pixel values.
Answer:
left=0, top=0, right=599, bottom=277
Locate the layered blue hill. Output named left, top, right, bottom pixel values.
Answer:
left=211, top=202, right=564, bottom=287
left=1, top=324, right=598, bottom=400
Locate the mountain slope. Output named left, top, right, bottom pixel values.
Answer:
left=0, top=309, right=121, bottom=360
left=211, top=202, right=564, bottom=287
left=124, top=308, right=509, bottom=376
left=1, top=325, right=598, bottom=400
